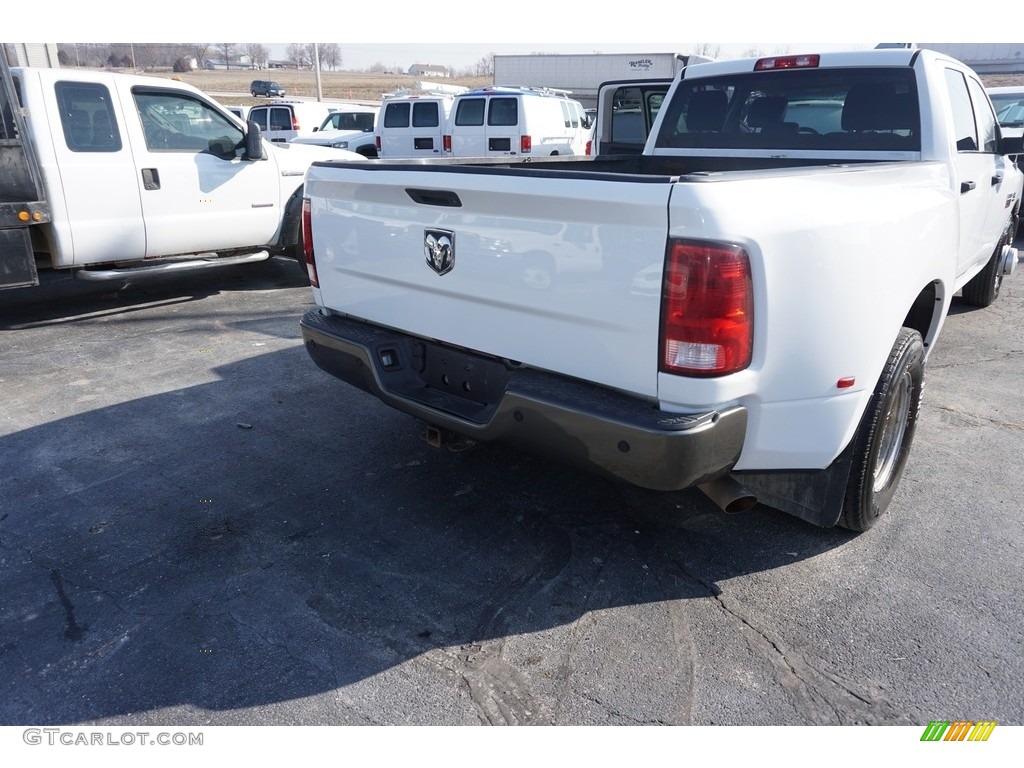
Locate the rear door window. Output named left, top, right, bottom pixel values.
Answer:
left=412, top=102, right=440, bottom=128
left=455, top=98, right=485, bottom=126
left=384, top=102, right=410, bottom=128
left=55, top=81, right=122, bottom=152
left=488, top=97, right=518, bottom=127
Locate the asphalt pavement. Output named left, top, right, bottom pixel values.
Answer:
left=0, top=253, right=1021, bottom=728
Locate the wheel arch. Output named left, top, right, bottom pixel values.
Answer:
left=901, top=278, right=946, bottom=355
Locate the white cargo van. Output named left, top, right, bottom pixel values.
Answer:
left=374, top=94, right=454, bottom=157
left=446, top=86, right=591, bottom=157
left=248, top=100, right=337, bottom=143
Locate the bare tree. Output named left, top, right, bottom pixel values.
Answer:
left=134, top=43, right=161, bottom=70
left=243, top=43, right=268, bottom=70
left=319, top=43, right=342, bottom=71
left=692, top=43, right=721, bottom=59
left=188, top=44, right=212, bottom=70
left=286, top=43, right=307, bottom=69
left=217, top=43, right=236, bottom=69
left=472, top=53, right=494, bottom=77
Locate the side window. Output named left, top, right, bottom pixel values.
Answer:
left=133, top=89, right=242, bottom=154
left=967, top=77, right=998, bottom=152
left=455, top=98, right=485, bottom=127
left=55, top=81, right=122, bottom=152
left=383, top=102, right=410, bottom=128
left=412, top=102, right=439, bottom=128
left=945, top=69, right=979, bottom=152
left=488, top=97, right=517, bottom=127
left=559, top=100, right=572, bottom=128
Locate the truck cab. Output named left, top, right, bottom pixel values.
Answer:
left=1, top=64, right=359, bottom=289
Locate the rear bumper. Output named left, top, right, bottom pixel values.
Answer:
left=300, top=309, right=747, bottom=491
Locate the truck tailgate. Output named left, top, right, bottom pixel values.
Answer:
left=305, top=164, right=673, bottom=398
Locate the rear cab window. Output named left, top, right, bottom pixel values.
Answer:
left=655, top=66, right=920, bottom=152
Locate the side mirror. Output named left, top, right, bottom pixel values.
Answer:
left=245, top=120, right=264, bottom=160
left=1000, top=133, right=1024, bottom=156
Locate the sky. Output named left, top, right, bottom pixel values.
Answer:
left=266, top=43, right=840, bottom=72
left=7, top=1, right=1004, bottom=71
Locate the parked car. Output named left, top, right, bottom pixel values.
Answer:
left=987, top=85, right=1024, bottom=139
left=0, top=60, right=359, bottom=292
left=300, top=48, right=1024, bottom=533
left=224, top=105, right=250, bottom=124
left=247, top=100, right=337, bottom=143
left=374, top=93, right=455, bottom=158
left=290, top=105, right=379, bottom=156
left=446, top=85, right=592, bottom=157
left=250, top=80, right=285, bottom=98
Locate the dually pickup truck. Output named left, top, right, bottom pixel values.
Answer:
left=0, top=57, right=357, bottom=291
left=298, top=48, right=1024, bottom=532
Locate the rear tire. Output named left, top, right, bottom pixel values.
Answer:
left=961, top=235, right=1006, bottom=308
left=838, top=327, right=925, bottom=532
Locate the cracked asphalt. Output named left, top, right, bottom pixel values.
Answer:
left=0, top=252, right=1022, bottom=727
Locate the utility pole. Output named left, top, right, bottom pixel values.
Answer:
left=313, top=43, right=323, bottom=101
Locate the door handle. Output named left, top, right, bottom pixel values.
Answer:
left=960, top=180, right=976, bottom=193
left=141, top=168, right=160, bottom=191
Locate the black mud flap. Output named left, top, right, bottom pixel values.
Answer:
left=0, top=228, right=39, bottom=289
left=733, top=440, right=856, bottom=529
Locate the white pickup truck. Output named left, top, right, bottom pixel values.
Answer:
left=298, top=48, right=1023, bottom=532
left=0, top=60, right=357, bottom=291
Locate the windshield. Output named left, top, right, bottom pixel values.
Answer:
left=655, top=66, right=920, bottom=152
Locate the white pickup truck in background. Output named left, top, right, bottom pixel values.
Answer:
left=298, top=48, right=1023, bottom=533
left=289, top=104, right=379, bottom=157
left=0, top=59, right=358, bottom=291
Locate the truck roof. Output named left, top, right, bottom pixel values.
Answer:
left=680, top=48, right=934, bottom=80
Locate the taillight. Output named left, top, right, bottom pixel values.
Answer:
left=520, top=134, right=532, bottom=153
left=301, top=198, right=318, bottom=288
left=375, top=135, right=382, bottom=153
left=660, top=239, right=752, bottom=376
left=754, top=54, right=820, bottom=71
left=443, top=134, right=452, bottom=153
left=585, top=139, right=593, bottom=156
left=292, top=115, right=301, bottom=130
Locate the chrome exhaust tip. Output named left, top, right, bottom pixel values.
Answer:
left=697, top=475, right=759, bottom=514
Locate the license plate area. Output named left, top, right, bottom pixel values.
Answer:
left=373, top=337, right=511, bottom=423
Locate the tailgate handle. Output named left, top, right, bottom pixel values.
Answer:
left=406, top=188, right=462, bottom=207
